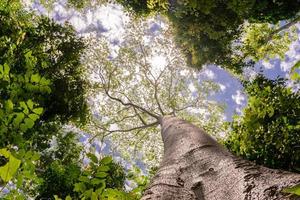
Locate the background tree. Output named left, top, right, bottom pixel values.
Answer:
left=225, top=75, right=300, bottom=171
left=0, top=0, right=89, bottom=198
left=116, top=0, right=300, bottom=72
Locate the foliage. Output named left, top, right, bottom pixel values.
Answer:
left=116, top=0, right=300, bottom=72
left=240, top=22, right=295, bottom=62
left=225, top=75, right=300, bottom=171
left=50, top=155, right=139, bottom=200
left=291, top=60, right=300, bottom=82
left=0, top=149, right=21, bottom=183
left=0, top=1, right=88, bottom=126
left=0, top=0, right=89, bottom=198
left=73, top=156, right=129, bottom=199
left=282, top=183, right=300, bottom=197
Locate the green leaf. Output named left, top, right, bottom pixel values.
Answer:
left=20, top=102, right=29, bottom=115
left=54, top=195, right=62, bottom=200
left=97, top=166, right=110, bottom=172
left=79, top=176, right=90, bottom=183
left=87, top=153, right=98, bottom=163
left=31, top=152, right=40, bottom=161
left=26, top=99, right=34, bottom=110
left=13, top=113, right=25, bottom=127
left=40, top=77, right=51, bottom=85
left=5, top=100, right=14, bottom=111
left=91, top=178, right=105, bottom=185
left=32, top=107, right=43, bottom=115
left=20, top=123, right=27, bottom=132
left=74, top=182, right=86, bottom=193
left=65, top=195, right=72, bottom=200
left=91, top=192, right=98, bottom=200
left=3, top=63, right=10, bottom=75
left=96, top=181, right=106, bottom=194
left=55, top=195, right=63, bottom=200
left=291, top=72, right=300, bottom=81
left=82, top=189, right=93, bottom=199
left=28, top=113, right=39, bottom=121
left=100, top=156, right=112, bottom=165
left=282, top=184, right=300, bottom=196
left=268, top=107, right=274, bottom=118
left=24, top=118, right=35, bottom=129
left=31, top=74, right=40, bottom=83
left=95, top=172, right=107, bottom=178
left=0, top=149, right=21, bottom=182
left=19, top=102, right=27, bottom=110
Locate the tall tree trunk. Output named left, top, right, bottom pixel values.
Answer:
left=142, top=116, right=300, bottom=200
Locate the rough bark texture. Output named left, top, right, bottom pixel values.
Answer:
left=142, top=116, right=300, bottom=200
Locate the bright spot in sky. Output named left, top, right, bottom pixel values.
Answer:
left=262, top=60, right=274, bottom=69
left=150, top=55, right=167, bottom=77
left=200, top=68, right=216, bottom=79
left=218, top=83, right=226, bottom=92
left=188, top=83, right=196, bottom=92
left=232, top=90, right=246, bottom=105
left=69, top=15, right=86, bottom=31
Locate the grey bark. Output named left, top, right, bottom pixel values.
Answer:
left=141, top=116, right=300, bottom=200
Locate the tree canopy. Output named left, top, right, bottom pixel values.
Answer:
left=117, top=0, right=300, bottom=72
left=225, top=75, right=300, bottom=171
left=84, top=19, right=225, bottom=168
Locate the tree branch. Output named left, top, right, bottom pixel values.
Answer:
left=133, top=107, right=148, bottom=125
left=90, top=120, right=159, bottom=143
left=104, top=88, right=160, bottom=120
left=265, top=15, right=300, bottom=44
left=154, top=82, right=165, bottom=115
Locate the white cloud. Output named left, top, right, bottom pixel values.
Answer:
left=235, top=107, right=242, bottom=114
left=203, top=69, right=215, bottom=79
left=188, top=83, right=196, bottom=92
left=262, top=60, right=274, bottom=69
left=179, top=69, right=189, bottom=76
left=69, top=14, right=86, bottom=31
left=218, top=83, right=226, bottom=92
left=232, top=90, right=245, bottom=105
left=280, top=61, right=293, bottom=72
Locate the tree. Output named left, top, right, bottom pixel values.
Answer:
left=82, top=18, right=300, bottom=199
left=84, top=19, right=225, bottom=168
left=225, top=75, right=300, bottom=171
left=141, top=116, right=300, bottom=199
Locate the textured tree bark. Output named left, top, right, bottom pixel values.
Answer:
left=141, top=116, right=300, bottom=200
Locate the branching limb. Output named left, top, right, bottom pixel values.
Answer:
left=133, top=107, right=147, bottom=125
left=90, top=120, right=159, bottom=142
left=154, top=82, right=165, bottom=115
left=104, top=88, right=160, bottom=119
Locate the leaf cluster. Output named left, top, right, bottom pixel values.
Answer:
left=225, top=75, right=300, bottom=171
